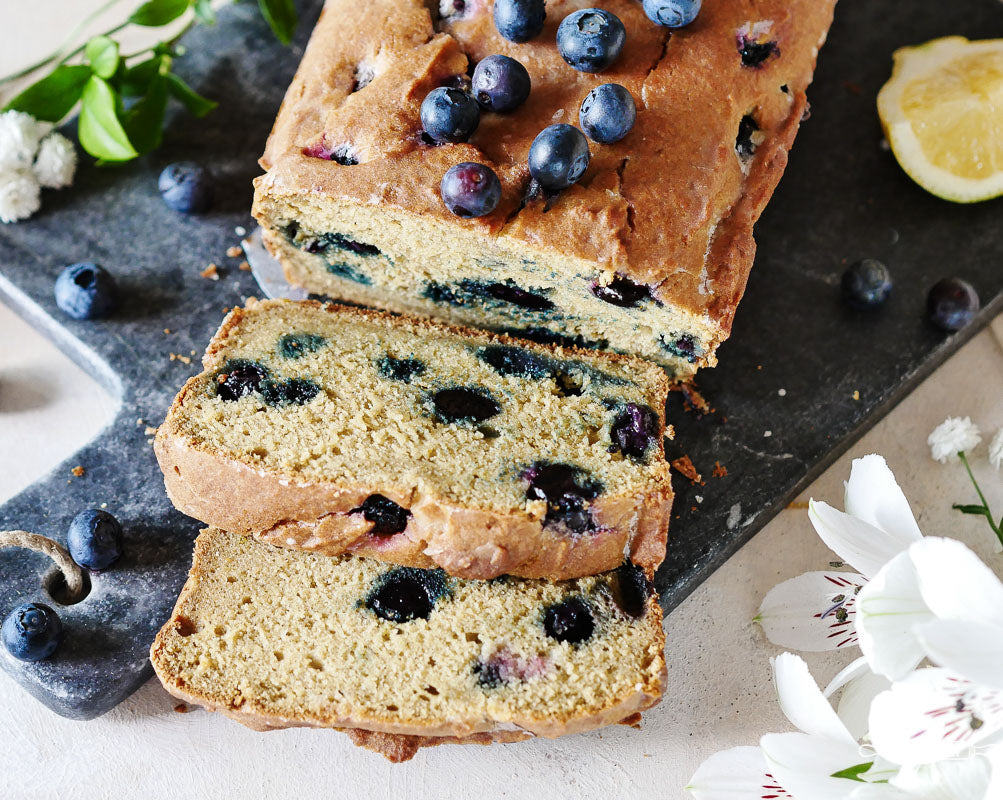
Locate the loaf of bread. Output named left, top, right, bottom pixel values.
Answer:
left=150, top=528, right=666, bottom=761
left=252, top=0, right=837, bottom=378
left=155, top=299, right=673, bottom=580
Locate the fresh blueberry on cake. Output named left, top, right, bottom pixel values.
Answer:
left=642, top=0, right=701, bottom=28
left=471, top=55, right=531, bottom=112
left=556, top=9, right=626, bottom=73
left=420, top=87, right=480, bottom=143
left=528, top=124, right=591, bottom=192
left=579, top=83, right=636, bottom=144
left=440, top=162, right=502, bottom=217
left=150, top=529, right=666, bottom=761
left=155, top=299, right=673, bottom=580
left=492, top=0, right=546, bottom=43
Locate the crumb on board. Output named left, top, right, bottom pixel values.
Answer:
left=136, top=418, right=144, bottom=425
left=670, top=455, right=702, bottom=484
left=173, top=703, right=189, bottom=713
left=163, top=328, right=172, bottom=335
left=145, top=426, right=159, bottom=436
left=169, top=353, right=192, bottom=365
left=235, top=225, right=247, bottom=236
left=70, top=466, right=85, bottom=477
left=852, top=390, right=860, bottom=401
left=675, top=382, right=713, bottom=415
left=238, top=260, right=251, bottom=271
left=226, top=245, right=243, bottom=258
left=664, top=424, right=675, bottom=441
left=778, top=388, right=787, bottom=397
left=764, top=430, right=772, bottom=438
left=787, top=500, right=810, bottom=510
left=711, top=461, right=728, bottom=478
left=201, top=263, right=220, bottom=280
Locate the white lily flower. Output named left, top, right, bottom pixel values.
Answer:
left=928, top=417, right=982, bottom=463
left=868, top=668, right=1003, bottom=766
left=757, top=455, right=921, bottom=651
left=849, top=752, right=997, bottom=800
left=989, top=428, right=1003, bottom=471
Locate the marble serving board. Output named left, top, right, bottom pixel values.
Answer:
left=0, top=0, right=1000, bottom=721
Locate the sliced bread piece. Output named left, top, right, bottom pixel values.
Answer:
left=155, top=299, right=673, bottom=580
left=150, top=528, right=666, bottom=761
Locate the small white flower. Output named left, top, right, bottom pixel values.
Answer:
left=0, top=168, right=41, bottom=223
left=33, top=133, right=76, bottom=189
left=928, top=417, right=982, bottom=463
left=989, top=428, right=1003, bottom=471
left=0, top=110, right=48, bottom=170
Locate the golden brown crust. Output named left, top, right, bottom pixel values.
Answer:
left=254, top=0, right=838, bottom=338
left=156, top=299, right=674, bottom=581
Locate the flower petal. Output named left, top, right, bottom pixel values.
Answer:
left=855, top=550, right=931, bottom=680
left=869, top=668, right=1003, bottom=766
left=685, top=746, right=791, bottom=800
left=837, top=669, right=893, bottom=742
left=772, top=653, right=855, bottom=744
left=809, top=500, right=909, bottom=579
left=909, top=537, right=1003, bottom=628
left=824, top=655, right=872, bottom=698
left=844, top=455, right=923, bottom=546
left=890, top=757, right=993, bottom=800
left=916, top=619, right=1003, bottom=691
left=757, top=572, right=865, bottom=651
left=760, top=733, right=878, bottom=800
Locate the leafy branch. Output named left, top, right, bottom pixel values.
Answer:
left=1, top=0, right=297, bottom=163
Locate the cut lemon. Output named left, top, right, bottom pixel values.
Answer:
left=877, top=36, right=1003, bottom=203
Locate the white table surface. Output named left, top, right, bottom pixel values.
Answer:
left=2, top=7, right=1002, bottom=800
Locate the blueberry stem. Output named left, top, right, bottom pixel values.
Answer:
left=0, top=530, right=86, bottom=601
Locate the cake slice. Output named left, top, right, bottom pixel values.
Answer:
left=155, top=299, right=673, bottom=580
left=252, top=0, right=837, bottom=377
left=150, top=528, right=666, bottom=762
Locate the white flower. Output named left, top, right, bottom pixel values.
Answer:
left=756, top=455, right=921, bottom=652
left=0, top=110, right=48, bottom=170
left=33, top=133, right=76, bottom=189
left=989, top=428, right=1003, bottom=471
left=0, top=168, right=41, bottom=223
left=928, top=417, right=982, bottom=463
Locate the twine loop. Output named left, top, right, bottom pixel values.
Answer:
left=0, top=530, right=86, bottom=603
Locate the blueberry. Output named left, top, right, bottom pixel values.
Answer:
left=591, top=274, right=653, bottom=307
left=158, top=161, right=213, bottom=213
left=54, top=262, right=117, bottom=320
left=216, top=360, right=268, bottom=401
left=474, top=660, right=504, bottom=688
left=738, top=37, right=780, bottom=69
left=2, top=602, right=63, bottom=662
left=642, top=0, right=701, bottom=27
left=610, top=403, right=659, bottom=460
left=440, top=162, right=501, bottom=218
left=67, top=509, right=123, bottom=570
left=365, top=567, right=448, bottom=623
left=736, top=114, right=759, bottom=158
left=927, top=278, right=980, bottom=332
left=377, top=355, right=426, bottom=382
left=841, top=259, right=893, bottom=310
left=528, top=124, right=590, bottom=192
left=523, top=462, right=602, bottom=533
left=609, top=561, right=652, bottom=618
left=493, top=0, right=546, bottom=43
left=472, top=55, right=531, bottom=112
left=261, top=378, right=321, bottom=406
left=478, top=345, right=554, bottom=379
left=353, top=494, right=411, bottom=536
left=579, top=83, right=636, bottom=144
left=431, top=387, right=501, bottom=424
left=543, top=597, right=594, bottom=644
left=277, top=333, right=326, bottom=359
left=480, top=281, right=554, bottom=310
left=661, top=333, right=699, bottom=363
left=556, top=9, right=626, bottom=73
left=420, top=87, right=480, bottom=144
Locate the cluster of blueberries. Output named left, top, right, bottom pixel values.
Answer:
left=2, top=510, right=124, bottom=662
left=432, top=0, right=703, bottom=219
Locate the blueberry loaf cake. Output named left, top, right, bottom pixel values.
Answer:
left=252, top=0, right=837, bottom=377
left=155, top=299, right=673, bottom=580
left=150, top=528, right=665, bottom=761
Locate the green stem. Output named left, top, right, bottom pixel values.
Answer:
left=958, top=451, right=1003, bottom=549
left=0, top=0, right=129, bottom=85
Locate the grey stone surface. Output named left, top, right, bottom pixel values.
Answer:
left=0, top=0, right=999, bottom=720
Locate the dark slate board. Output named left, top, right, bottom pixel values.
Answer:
left=0, top=0, right=999, bottom=718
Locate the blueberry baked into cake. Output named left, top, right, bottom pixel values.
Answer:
left=150, top=528, right=665, bottom=762
left=155, top=299, right=673, bottom=580
left=252, top=0, right=837, bottom=377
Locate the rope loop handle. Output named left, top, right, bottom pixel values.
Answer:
left=0, top=530, right=86, bottom=603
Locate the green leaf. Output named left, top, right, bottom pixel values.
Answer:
left=193, top=0, right=216, bottom=24
left=831, top=762, right=874, bottom=783
left=129, top=0, right=191, bottom=27
left=85, top=35, right=120, bottom=80
left=165, top=73, right=217, bottom=116
left=2, top=65, right=91, bottom=121
left=953, top=504, right=991, bottom=516
left=257, top=0, right=297, bottom=44
left=118, top=56, right=165, bottom=97
left=123, top=75, right=169, bottom=155
left=79, top=76, right=138, bottom=162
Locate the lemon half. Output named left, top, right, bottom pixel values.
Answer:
left=877, top=36, right=1003, bottom=203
